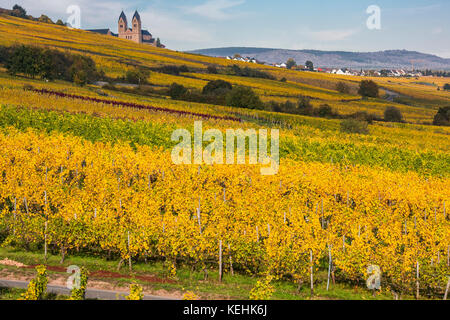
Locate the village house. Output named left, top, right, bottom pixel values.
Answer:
left=87, top=11, right=164, bottom=48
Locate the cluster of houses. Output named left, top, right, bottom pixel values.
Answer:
left=272, top=64, right=423, bottom=77
left=325, top=68, right=423, bottom=77
left=222, top=54, right=423, bottom=77
left=225, top=56, right=258, bottom=63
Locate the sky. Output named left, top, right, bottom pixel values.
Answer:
left=3, top=0, right=450, bottom=57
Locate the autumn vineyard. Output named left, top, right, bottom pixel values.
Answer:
left=0, top=11, right=448, bottom=301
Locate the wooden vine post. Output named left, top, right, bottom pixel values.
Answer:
left=310, top=249, right=314, bottom=297
left=219, top=240, right=223, bottom=282
left=416, top=261, right=420, bottom=300
left=327, top=245, right=332, bottom=291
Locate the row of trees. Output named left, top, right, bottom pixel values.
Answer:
left=5, top=4, right=67, bottom=26
left=285, top=58, right=314, bottom=71
left=0, top=45, right=104, bottom=85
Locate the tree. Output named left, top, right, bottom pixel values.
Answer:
left=358, top=80, right=379, bottom=98
left=305, top=61, right=314, bottom=71
left=384, top=106, right=403, bottom=123
left=286, top=58, right=297, bottom=70
left=38, top=15, right=53, bottom=24
left=56, top=19, right=65, bottom=26
left=444, top=83, right=450, bottom=91
left=432, top=106, right=450, bottom=126
left=156, top=38, right=161, bottom=48
left=336, top=81, right=351, bottom=94
left=69, top=55, right=99, bottom=84
left=226, top=86, right=263, bottom=110
left=168, top=83, right=188, bottom=99
left=202, top=80, right=232, bottom=95
left=11, top=4, right=27, bottom=18
left=207, top=65, right=218, bottom=74
left=316, top=104, right=333, bottom=118
left=6, top=45, right=42, bottom=78
left=125, top=67, right=150, bottom=85
left=297, top=95, right=313, bottom=115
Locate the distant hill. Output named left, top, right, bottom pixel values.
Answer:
left=188, top=47, right=450, bottom=70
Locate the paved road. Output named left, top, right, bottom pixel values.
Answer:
left=0, top=279, right=177, bottom=300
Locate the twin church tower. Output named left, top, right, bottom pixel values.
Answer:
left=88, top=10, right=163, bottom=47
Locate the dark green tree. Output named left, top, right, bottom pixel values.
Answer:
left=358, top=80, right=379, bottom=98
left=226, top=86, right=263, bottom=109
left=305, top=61, right=314, bottom=71
left=168, top=83, right=188, bottom=99
left=202, top=80, right=232, bottom=95
left=384, top=106, right=403, bottom=122
left=11, top=4, right=27, bottom=18
left=286, top=58, right=297, bottom=70
left=125, top=67, right=150, bottom=85
left=432, top=106, right=450, bottom=126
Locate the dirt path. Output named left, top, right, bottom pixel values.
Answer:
left=0, top=259, right=183, bottom=300
left=0, top=279, right=177, bottom=300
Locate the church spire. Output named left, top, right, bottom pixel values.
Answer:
left=119, top=11, right=127, bottom=24
left=132, top=10, right=141, bottom=22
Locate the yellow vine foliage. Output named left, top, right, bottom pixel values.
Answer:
left=0, top=128, right=448, bottom=295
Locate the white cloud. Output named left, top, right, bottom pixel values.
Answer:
left=185, top=0, right=245, bottom=20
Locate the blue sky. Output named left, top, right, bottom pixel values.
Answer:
left=3, top=0, right=450, bottom=57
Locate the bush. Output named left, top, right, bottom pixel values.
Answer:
left=202, top=80, right=232, bottom=95
left=226, top=65, right=275, bottom=80
left=226, top=86, right=263, bottom=109
left=207, top=65, right=218, bottom=74
left=358, top=80, right=379, bottom=98
left=126, top=284, right=144, bottom=300
left=316, top=104, right=333, bottom=117
left=125, top=67, right=150, bottom=85
left=182, top=291, right=199, bottom=300
left=297, top=95, right=313, bottom=114
left=156, top=65, right=189, bottom=75
left=444, top=83, right=450, bottom=91
left=249, top=275, right=275, bottom=300
left=168, top=83, right=188, bottom=99
left=340, top=119, right=369, bottom=134
left=2, top=44, right=101, bottom=83
left=432, top=106, right=450, bottom=126
left=20, top=265, right=48, bottom=300
left=336, top=81, right=351, bottom=94
left=38, top=14, right=53, bottom=24
left=384, top=106, right=403, bottom=122
left=349, top=111, right=379, bottom=124
left=280, top=77, right=287, bottom=82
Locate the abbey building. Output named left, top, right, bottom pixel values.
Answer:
left=87, top=11, right=164, bottom=48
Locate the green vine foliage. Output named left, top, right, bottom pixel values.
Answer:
left=20, top=265, right=48, bottom=300
left=69, top=267, right=89, bottom=300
